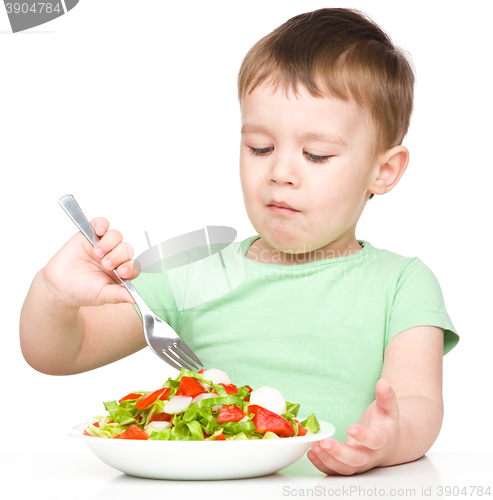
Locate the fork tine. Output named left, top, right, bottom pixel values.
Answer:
left=165, top=345, right=197, bottom=372
left=168, top=343, right=201, bottom=371
left=175, top=339, right=205, bottom=368
left=153, top=347, right=182, bottom=371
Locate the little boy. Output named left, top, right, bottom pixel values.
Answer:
left=20, top=8, right=459, bottom=475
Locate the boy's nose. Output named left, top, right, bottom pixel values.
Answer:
left=268, top=158, right=301, bottom=187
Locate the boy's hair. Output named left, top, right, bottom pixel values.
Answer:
left=237, top=8, right=415, bottom=200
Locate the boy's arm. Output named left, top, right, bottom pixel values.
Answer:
left=308, top=325, right=444, bottom=475
left=377, top=325, right=444, bottom=466
left=20, top=269, right=146, bottom=375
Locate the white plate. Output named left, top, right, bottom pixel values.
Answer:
left=69, top=420, right=335, bottom=480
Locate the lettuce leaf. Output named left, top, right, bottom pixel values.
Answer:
left=285, top=401, right=300, bottom=418
left=300, top=414, right=320, bottom=434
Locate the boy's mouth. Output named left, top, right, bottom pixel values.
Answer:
left=267, top=201, right=300, bottom=214
left=267, top=200, right=299, bottom=211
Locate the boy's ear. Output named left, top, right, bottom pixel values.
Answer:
left=368, top=146, right=409, bottom=197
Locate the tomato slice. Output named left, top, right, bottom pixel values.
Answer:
left=148, top=412, right=172, bottom=423
left=243, top=385, right=253, bottom=402
left=294, top=419, right=308, bottom=436
left=217, top=404, right=246, bottom=423
left=179, top=376, right=208, bottom=398
left=218, top=383, right=238, bottom=395
left=197, top=369, right=206, bottom=374
left=214, top=433, right=226, bottom=440
left=247, top=405, right=295, bottom=437
left=83, top=421, right=101, bottom=436
left=114, top=424, right=149, bottom=440
left=158, top=388, right=171, bottom=401
left=119, top=393, right=143, bottom=403
left=135, top=388, right=170, bottom=410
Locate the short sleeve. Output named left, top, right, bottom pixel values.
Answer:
left=387, top=257, right=459, bottom=356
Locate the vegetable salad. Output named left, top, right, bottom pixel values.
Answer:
left=83, top=368, right=320, bottom=441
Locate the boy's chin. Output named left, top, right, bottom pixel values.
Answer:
left=263, top=238, right=318, bottom=256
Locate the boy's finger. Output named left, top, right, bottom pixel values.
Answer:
left=307, top=450, right=340, bottom=475
left=318, top=438, right=370, bottom=469
left=375, top=378, right=399, bottom=419
left=93, top=229, right=123, bottom=259
left=90, top=217, right=110, bottom=236
left=347, top=424, right=387, bottom=450
left=115, top=259, right=140, bottom=281
left=309, top=443, right=360, bottom=475
left=97, top=283, right=135, bottom=305
left=121, top=287, right=136, bottom=304
left=100, top=242, right=134, bottom=271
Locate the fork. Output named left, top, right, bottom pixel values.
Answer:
left=58, top=194, right=204, bottom=372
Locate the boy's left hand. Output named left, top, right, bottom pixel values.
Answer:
left=308, top=378, right=400, bottom=475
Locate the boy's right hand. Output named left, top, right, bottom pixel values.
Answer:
left=42, top=217, right=140, bottom=308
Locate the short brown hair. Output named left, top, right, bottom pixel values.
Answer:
left=237, top=8, right=415, bottom=200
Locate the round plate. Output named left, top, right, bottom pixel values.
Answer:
left=69, top=420, right=336, bottom=480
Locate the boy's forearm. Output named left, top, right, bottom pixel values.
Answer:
left=20, top=269, right=83, bottom=375
left=378, top=395, right=444, bottom=467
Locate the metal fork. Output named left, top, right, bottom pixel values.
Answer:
left=58, top=194, right=204, bottom=372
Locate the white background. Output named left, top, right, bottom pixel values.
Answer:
left=1, top=0, right=491, bottom=457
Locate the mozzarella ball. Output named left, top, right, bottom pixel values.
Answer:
left=249, top=386, right=286, bottom=416
left=201, top=368, right=231, bottom=385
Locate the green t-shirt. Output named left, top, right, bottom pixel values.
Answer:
left=131, top=236, right=459, bottom=443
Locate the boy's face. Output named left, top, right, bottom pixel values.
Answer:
left=239, top=81, right=380, bottom=261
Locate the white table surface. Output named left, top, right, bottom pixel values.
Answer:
left=2, top=449, right=492, bottom=500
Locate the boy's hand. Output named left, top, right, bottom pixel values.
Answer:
left=308, top=378, right=400, bottom=475
left=42, top=217, right=140, bottom=308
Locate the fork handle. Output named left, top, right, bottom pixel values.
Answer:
left=58, top=194, right=151, bottom=314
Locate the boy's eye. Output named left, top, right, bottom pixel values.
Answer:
left=306, top=153, right=333, bottom=164
left=248, top=147, right=273, bottom=156
left=248, top=147, right=333, bottom=164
